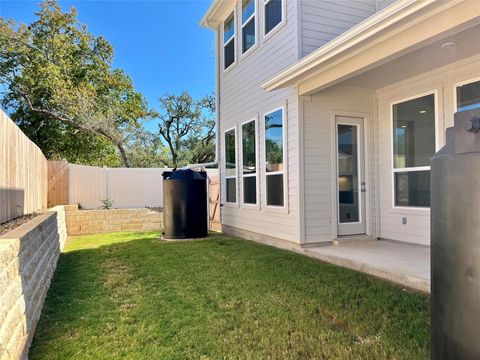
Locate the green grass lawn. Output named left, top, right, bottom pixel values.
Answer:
left=30, top=232, right=430, bottom=359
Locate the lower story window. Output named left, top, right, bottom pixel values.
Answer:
left=266, top=173, right=284, bottom=206
left=243, top=176, right=256, bottom=204
left=226, top=178, right=236, bottom=203
left=242, top=120, right=257, bottom=205
left=225, top=128, right=237, bottom=203
left=394, top=171, right=430, bottom=207
left=264, top=107, right=285, bottom=207
left=392, top=93, right=435, bottom=208
left=457, top=79, right=480, bottom=112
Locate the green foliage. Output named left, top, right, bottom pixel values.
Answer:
left=224, top=129, right=236, bottom=168
left=0, top=1, right=216, bottom=168
left=30, top=232, right=430, bottom=359
left=154, top=91, right=216, bottom=168
left=265, top=138, right=283, bottom=165
left=13, top=109, right=122, bottom=166
left=265, top=111, right=283, bottom=167
left=99, top=198, right=114, bottom=210
left=0, top=0, right=148, bottom=167
left=242, top=121, right=256, bottom=169
left=125, top=127, right=171, bottom=168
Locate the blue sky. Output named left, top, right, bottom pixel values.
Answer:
left=0, top=0, right=216, bottom=115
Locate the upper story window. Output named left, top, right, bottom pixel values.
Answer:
left=241, top=0, right=256, bottom=54
left=264, top=0, right=282, bottom=35
left=392, top=93, right=436, bottom=208
left=264, top=108, right=285, bottom=207
left=456, top=79, right=480, bottom=112
left=225, top=128, right=237, bottom=203
left=224, top=12, right=235, bottom=70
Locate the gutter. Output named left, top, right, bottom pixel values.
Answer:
left=200, top=0, right=224, bottom=29
left=261, top=0, right=446, bottom=91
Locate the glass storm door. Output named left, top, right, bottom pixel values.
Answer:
left=336, top=116, right=366, bottom=236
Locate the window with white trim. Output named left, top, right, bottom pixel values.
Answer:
left=241, top=0, right=256, bottom=53
left=392, top=94, right=435, bottom=207
left=264, top=108, right=284, bottom=207
left=264, top=0, right=282, bottom=35
left=242, top=120, right=257, bottom=204
left=456, top=79, right=480, bottom=112
left=224, top=12, right=235, bottom=70
left=224, top=128, right=237, bottom=203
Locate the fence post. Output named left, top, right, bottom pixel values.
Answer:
left=104, top=166, right=109, bottom=203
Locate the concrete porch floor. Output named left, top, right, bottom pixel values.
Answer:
left=302, top=240, right=430, bottom=293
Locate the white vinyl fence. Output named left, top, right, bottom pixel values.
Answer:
left=68, top=164, right=218, bottom=210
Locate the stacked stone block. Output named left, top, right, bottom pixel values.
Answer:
left=65, top=205, right=162, bottom=235
left=0, top=207, right=67, bottom=360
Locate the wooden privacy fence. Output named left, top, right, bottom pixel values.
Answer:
left=47, top=161, right=69, bottom=207
left=0, top=110, right=48, bottom=223
left=208, top=175, right=221, bottom=231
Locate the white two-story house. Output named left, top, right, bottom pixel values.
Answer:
left=201, top=0, right=480, bottom=249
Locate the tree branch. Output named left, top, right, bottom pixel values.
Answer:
left=0, top=31, right=48, bottom=60
left=19, top=89, right=132, bottom=167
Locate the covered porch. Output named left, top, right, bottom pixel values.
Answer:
left=302, top=240, right=430, bottom=293
left=263, top=0, right=480, bottom=247
left=257, top=0, right=480, bottom=292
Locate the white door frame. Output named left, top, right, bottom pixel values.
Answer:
left=330, top=111, right=371, bottom=238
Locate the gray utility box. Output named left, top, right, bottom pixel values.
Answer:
left=431, top=109, right=480, bottom=359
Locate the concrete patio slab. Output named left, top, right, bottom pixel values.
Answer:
left=302, top=240, right=430, bottom=293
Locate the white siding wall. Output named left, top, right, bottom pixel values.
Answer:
left=376, top=54, right=480, bottom=246
left=303, top=85, right=375, bottom=243
left=299, top=0, right=377, bottom=57
left=218, top=0, right=300, bottom=242
left=215, top=0, right=405, bottom=243
left=376, top=0, right=398, bottom=11
left=298, top=0, right=404, bottom=57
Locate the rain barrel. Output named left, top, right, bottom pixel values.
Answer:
left=162, top=169, right=208, bottom=239
left=431, top=109, right=480, bottom=359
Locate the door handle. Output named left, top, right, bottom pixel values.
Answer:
left=361, top=182, right=366, bottom=193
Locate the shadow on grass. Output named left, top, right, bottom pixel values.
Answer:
left=29, top=233, right=430, bottom=360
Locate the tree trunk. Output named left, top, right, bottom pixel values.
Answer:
left=116, top=143, right=131, bottom=168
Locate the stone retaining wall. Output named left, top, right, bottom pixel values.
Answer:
left=0, top=206, right=67, bottom=360
left=0, top=205, right=161, bottom=359
left=65, top=205, right=162, bottom=235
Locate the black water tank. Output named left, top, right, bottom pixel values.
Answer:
left=431, top=109, right=480, bottom=359
left=162, top=169, right=208, bottom=239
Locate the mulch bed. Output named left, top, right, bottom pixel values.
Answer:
left=0, top=210, right=46, bottom=237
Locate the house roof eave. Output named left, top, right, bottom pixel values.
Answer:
left=200, top=0, right=235, bottom=30
left=261, top=0, right=467, bottom=93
